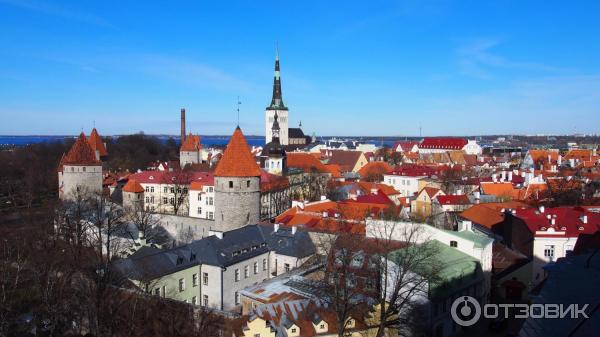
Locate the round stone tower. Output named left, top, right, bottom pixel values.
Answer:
left=58, top=132, right=103, bottom=200
left=214, top=127, right=262, bottom=232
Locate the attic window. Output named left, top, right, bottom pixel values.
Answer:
left=540, top=227, right=547, bottom=231
left=176, top=257, right=184, bottom=265
left=233, top=251, right=240, bottom=257
left=578, top=226, right=585, bottom=230
left=242, top=248, right=249, bottom=253
left=560, top=227, right=567, bottom=231
left=149, top=176, right=154, bottom=180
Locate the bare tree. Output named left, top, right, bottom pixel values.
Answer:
left=160, top=170, right=192, bottom=215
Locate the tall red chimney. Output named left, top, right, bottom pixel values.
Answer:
left=180, top=108, right=186, bottom=144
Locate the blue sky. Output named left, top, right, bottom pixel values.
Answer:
left=1, top=0, right=599, bottom=136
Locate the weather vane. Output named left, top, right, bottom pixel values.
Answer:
left=236, top=96, right=242, bottom=127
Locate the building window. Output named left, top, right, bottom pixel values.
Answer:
left=209, top=197, right=213, bottom=205
left=192, top=296, right=197, bottom=305
left=253, top=262, right=258, bottom=274
left=263, top=258, right=267, bottom=271
left=244, top=265, right=249, bottom=278
left=544, top=245, right=555, bottom=259
left=145, top=186, right=150, bottom=192
left=208, top=212, right=214, bottom=220
left=162, top=286, right=166, bottom=297
left=203, top=295, right=208, bottom=306
left=450, top=241, right=458, bottom=248
left=235, top=269, right=240, bottom=282
left=235, top=291, right=240, bottom=305
left=179, top=278, right=185, bottom=292
left=170, top=187, right=175, bottom=193
left=247, top=180, right=250, bottom=187
left=198, top=194, right=202, bottom=201
left=284, top=263, right=290, bottom=273
left=150, top=186, right=154, bottom=193
left=229, top=181, right=233, bottom=188
left=203, top=272, right=208, bottom=285
left=154, top=287, right=160, bottom=296
left=162, top=197, right=168, bottom=204
left=192, top=273, right=198, bottom=287
left=164, top=186, right=168, bottom=193
left=208, top=186, right=213, bottom=192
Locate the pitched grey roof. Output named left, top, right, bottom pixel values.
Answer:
left=288, top=128, right=305, bottom=139
left=113, top=224, right=315, bottom=281
left=258, top=224, right=316, bottom=259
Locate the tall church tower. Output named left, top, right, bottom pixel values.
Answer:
left=263, top=112, right=286, bottom=176
left=265, top=47, right=289, bottom=145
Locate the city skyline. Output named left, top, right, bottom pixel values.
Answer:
left=1, top=0, right=600, bottom=136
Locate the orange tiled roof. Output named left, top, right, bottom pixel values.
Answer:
left=356, top=181, right=400, bottom=196
left=528, top=150, right=559, bottom=163
left=357, top=161, right=393, bottom=178
left=63, top=133, right=101, bottom=166
left=460, top=201, right=531, bottom=229
left=324, top=164, right=342, bottom=178
left=214, top=127, right=261, bottom=177
left=88, top=128, right=108, bottom=157
left=481, top=182, right=516, bottom=198
left=287, top=152, right=330, bottom=174
left=180, top=133, right=201, bottom=152
left=123, top=179, right=144, bottom=193
left=422, top=186, right=442, bottom=198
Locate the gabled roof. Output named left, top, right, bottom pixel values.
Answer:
left=261, top=170, right=290, bottom=192
left=180, top=133, right=201, bottom=152
left=328, top=150, right=364, bottom=172
left=214, top=127, right=261, bottom=177
left=420, top=137, right=468, bottom=150
left=288, top=128, right=305, bottom=139
left=287, top=152, right=330, bottom=174
left=123, top=179, right=144, bottom=193
left=387, top=164, right=439, bottom=177
left=512, top=206, right=600, bottom=238
left=63, top=132, right=101, bottom=166
left=421, top=187, right=443, bottom=199
left=357, top=161, right=393, bottom=178
left=88, top=128, right=108, bottom=156
left=459, top=201, right=531, bottom=229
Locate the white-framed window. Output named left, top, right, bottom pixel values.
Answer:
left=203, top=272, right=208, bottom=285
left=284, top=263, right=290, bottom=272
left=197, top=207, right=202, bottom=214
left=192, top=273, right=198, bottom=287
left=192, top=296, right=197, bottom=305
left=235, top=291, right=240, bottom=305
left=253, top=262, right=258, bottom=274
left=262, top=258, right=267, bottom=271
left=198, top=193, right=202, bottom=201
left=235, top=269, right=240, bottom=282
left=179, top=278, right=185, bottom=292
left=203, top=295, right=208, bottom=306
left=544, top=245, right=555, bottom=259
left=208, top=186, right=213, bottom=192
left=209, top=197, right=213, bottom=205
left=208, top=212, right=214, bottom=219
left=244, top=265, right=249, bottom=278
left=154, top=287, right=160, bottom=296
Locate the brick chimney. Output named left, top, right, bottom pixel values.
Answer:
left=180, top=108, right=186, bottom=144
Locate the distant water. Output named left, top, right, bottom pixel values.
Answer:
left=0, top=135, right=267, bottom=147
left=0, top=135, right=398, bottom=148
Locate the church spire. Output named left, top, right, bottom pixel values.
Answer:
left=267, top=45, right=287, bottom=110
left=272, top=111, right=281, bottom=140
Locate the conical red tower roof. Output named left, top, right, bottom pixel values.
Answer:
left=214, top=127, right=261, bottom=177
left=180, top=133, right=201, bottom=151
left=123, top=179, right=144, bottom=193
left=88, top=128, right=108, bottom=157
left=63, top=132, right=101, bottom=166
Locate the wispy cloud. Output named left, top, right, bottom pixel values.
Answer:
left=0, top=0, right=114, bottom=28
left=132, top=54, right=254, bottom=92
left=456, top=38, right=573, bottom=79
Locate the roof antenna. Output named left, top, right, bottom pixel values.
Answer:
left=93, top=120, right=95, bottom=128
left=236, top=96, right=242, bottom=128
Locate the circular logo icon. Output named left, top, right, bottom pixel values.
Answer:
left=451, top=296, right=481, bottom=327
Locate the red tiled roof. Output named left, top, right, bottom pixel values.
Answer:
left=180, top=133, right=201, bottom=152
left=420, top=137, right=468, bottom=150
left=260, top=170, right=290, bottom=192
left=513, top=206, right=600, bottom=238
left=129, top=170, right=214, bottom=185
left=421, top=186, right=442, bottom=199
left=123, top=179, right=144, bottom=193
left=393, top=141, right=419, bottom=152
left=388, top=164, right=439, bottom=177
left=88, top=128, right=108, bottom=157
left=63, top=133, right=101, bottom=166
left=435, top=194, right=470, bottom=205
left=214, top=127, right=261, bottom=177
